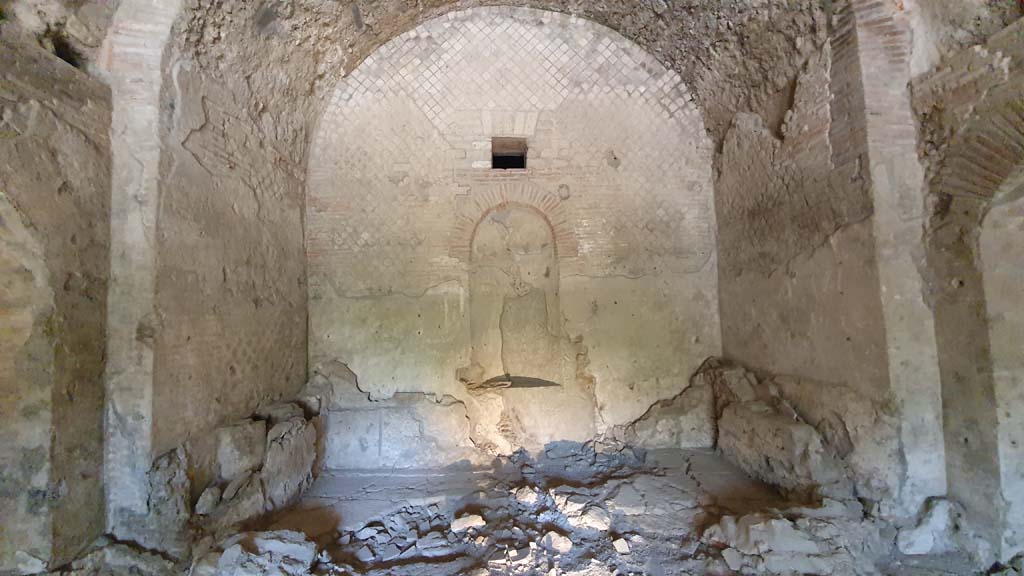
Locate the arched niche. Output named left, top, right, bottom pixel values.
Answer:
left=464, top=203, right=563, bottom=388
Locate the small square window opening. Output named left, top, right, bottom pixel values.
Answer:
left=492, top=137, right=527, bottom=169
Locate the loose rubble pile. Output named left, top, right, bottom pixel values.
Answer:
left=701, top=502, right=889, bottom=575
left=192, top=531, right=318, bottom=576
left=321, top=479, right=631, bottom=574
left=185, top=440, right=915, bottom=576
left=193, top=443, right=657, bottom=575
left=40, top=359, right=1010, bottom=575
left=695, top=359, right=892, bottom=505
left=143, top=359, right=996, bottom=575
left=189, top=401, right=319, bottom=536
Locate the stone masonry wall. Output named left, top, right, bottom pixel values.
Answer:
left=904, top=0, right=1021, bottom=78
left=308, top=7, right=720, bottom=458
left=713, top=5, right=898, bottom=500
left=100, top=0, right=820, bottom=480
left=0, top=39, right=110, bottom=572
left=914, top=16, right=1024, bottom=561
left=715, top=0, right=952, bottom=517
left=715, top=35, right=888, bottom=396
left=100, top=0, right=799, bottom=537
left=96, top=0, right=938, bottom=545
left=148, top=34, right=310, bottom=457
left=100, top=0, right=311, bottom=539
left=847, top=0, right=950, bottom=519
left=106, top=32, right=313, bottom=543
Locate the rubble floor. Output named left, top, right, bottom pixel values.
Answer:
left=181, top=444, right=996, bottom=575
left=258, top=447, right=799, bottom=575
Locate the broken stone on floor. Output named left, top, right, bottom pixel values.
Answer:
left=122, top=362, right=984, bottom=576
left=191, top=530, right=317, bottom=576
left=244, top=435, right=928, bottom=576
left=897, top=498, right=960, bottom=556
left=22, top=359, right=992, bottom=576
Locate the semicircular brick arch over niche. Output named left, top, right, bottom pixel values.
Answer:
left=307, top=6, right=721, bottom=443
left=450, top=181, right=579, bottom=264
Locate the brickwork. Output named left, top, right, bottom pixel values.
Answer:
left=716, top=43, right=873, bottom=279
left=450, top=182, right=577, bottom=263
left=307, top=7, right=721, bottom=438
left=914, top=16, right=1024, bottom=562
left=716, top=0, right=951, bottom=519
left=845, top=0, right=950, bottom=519
left=71, top=0, right=1022, bottom=567
left=100, top=0, right=184, bottom=545
left=308, top=7, right=714, bottom=297
left=914, top=19, right=1024, bottom=203
left=714, top=20, right=901, bottom=506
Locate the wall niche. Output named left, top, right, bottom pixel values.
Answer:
left=462, top=204, right=564, bottom=389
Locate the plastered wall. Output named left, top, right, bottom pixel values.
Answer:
left=101, top=0, right=313, bottom=542
left=308, top=7, right=720, bottom=455
left=713, top=36, right=902, bottom=505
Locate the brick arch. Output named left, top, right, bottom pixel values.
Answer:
left=914, top=18, right=1024, bottom=207
left=931, top=88, right=1024, bottom=205
left=450, top=182, right=578, bottom=263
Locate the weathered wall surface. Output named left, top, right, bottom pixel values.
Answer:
left=981, top=196, right=1024, bottom=560
left=101, top=0, right=182, bottom=541
left=0, top=39, right=110, bottom=571
left=101, top=0, right=311, bottom=542
left=0, top=0, right=121, bottom=71
left=904, top=0, right=1021, bottom=78
left=308, top=7, right=719, bottom=457
left=713, top=17, right=898, bottom=495
left=715, top=44, right=886, bottom=394
left=716, top=0, right=953, bottom=517
left=914, top=16, right=1024, bottom=561
left=149, top=40, right=310, bottom=456
left=110, top=0, right=315, bottom=460
left=0, top=153, right=54, bottom=573
left=848, top=0, right=951, bottom=519
left=101, top=0, right=822, bottom=475
left=925, top=192, right=1003, bottom=559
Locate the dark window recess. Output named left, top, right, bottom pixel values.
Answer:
left=492, top=137, right=527, bottom=169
